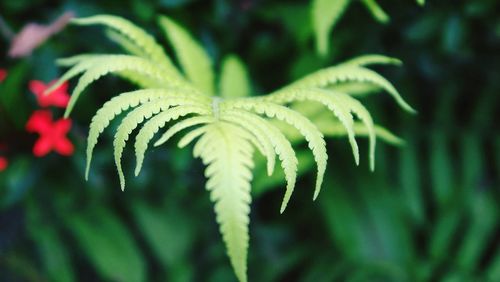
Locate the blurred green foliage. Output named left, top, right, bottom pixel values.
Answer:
left=1, top=0, right=499, bottom=281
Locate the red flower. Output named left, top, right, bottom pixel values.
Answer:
left=0, top=69, right=7, bottom=82
left=0, top=157, right=7, bottom=171
left=29, top=80, right=70, bottom=108
left=26, top=110, right=74, bottom=157
left=0, top=143, right=7, bottom=171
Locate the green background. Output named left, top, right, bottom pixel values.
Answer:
left=0, top=0, right=499, bottom=281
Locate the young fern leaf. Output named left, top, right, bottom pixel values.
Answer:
left=106, top=29, right=149, bottom=58
left=312, top=0, right=350, bottom=56
left=262, top=88, right=360, bottom=165
left=158, top=16, right=215, bottom=95
left=85, top=90, right=164, bottom=180
left=57, top=55, right=160, bottom=89
left=52, top=56, right=106, bottom=88
left=63, top=55, right=187, bottom=117
left=85, top=89, right=208, bottom=179
left=113, top=99, right=209, bottom=190
left=298, top=118, right=404, bottom=146
left=229, top=100, right=328, bottom=201
left=332, top=91, right=376, bottom=170
left=284, top=64, right=416, bottom=113
left=191, top=123, right=253, bottom=282
left=153, top=116, right=215, bottom=147
left=222, top=112, right=276, bottom=176
left=221, top=109, right=297, bottom=213
left=223, top=123, right=268, bottom=168
left=189, top=126, right=216, bottom=156
left=134, top=109, right=213, bottom=176
left=58, top=15, right=412, bottom=282
left=311, top=1, right=424, bottom=55
left=71, top=15, right=179, bottom=75
left=55, top=54, right=173, bottom=90
left=220, top=55, right=251, bottom=99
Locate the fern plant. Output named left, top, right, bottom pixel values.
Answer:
left=312, top=0, right=425, bottom=56
left=50, top=15, right=414, bottom=282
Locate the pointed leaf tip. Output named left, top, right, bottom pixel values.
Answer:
left=392, top=58, right=403, bottom=66
left=407, top=106, right=418, bottom=115
left=279, top=204, right=286, bottom=214
left=63, top=107, right=72, bottom=118
left=134, top=163, right=142, bottom=177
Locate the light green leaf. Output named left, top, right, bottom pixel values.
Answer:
left=220, top=55, right=251, bottom=98
left=195, top=123, right=253, bottom=282
left=134, top=107, right=212, bottom=175
left=312, top=0, right=351, bottom=56
left=72, top=15, right=179, bottom=74
left=158, top=16, right=215, bottom=94
left=114, top=100, right=208, bottom=190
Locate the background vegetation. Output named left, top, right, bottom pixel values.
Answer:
left=1, top=0, right=499, bottom=281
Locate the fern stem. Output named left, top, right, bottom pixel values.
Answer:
left=212, top=97, right=223, bottom=120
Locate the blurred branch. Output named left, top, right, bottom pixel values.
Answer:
left=8, top=11, right=74, bottom=58
left=0, top=14, right=14, bottom=40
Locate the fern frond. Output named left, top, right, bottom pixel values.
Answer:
left=194, top=122, right=253, bottom=282
left=56, top=54, right=165, bottom=89
left=311, top=117, right=404, bottom=146
left=229, top=100, right=327, bottom=201
left=266, top=88, right=375, bottom=169
left=284, top=65, right=416, bottom=113
left=222, top=108, right=297, bottom=212
left=106, top=29, right=149, bottom=58
left=158, top=16, right=215, bottom=95
left=135, top=112, right=214, bottom=176
left=263, top=88, right=360, bottom=165
left=113, top=99, right=210, bottom=190
left=218, top=121, right=268, bottom=168
left=85, top=89, right=209, bottom=179
left=329, top=82, right=382, bottom=97
left=220, top=55, right=251, bottom=99
left=154, top=116, right=214, bottom=147
left=62, top=55, right=193, bottom=117
left=332, top=91, right=376, bottom=170
left=56, top=54, right=112, bottom=67
left=222, top=111, right=276, bottom=176
left=178, top=125, right=213, bottom=150
left=312, top=0, right=351, bottom=56
left=57, top=55, right=169, bottom=89
left=117, top=70, right=166, bottom=88
left=190, top=126, right=217, bottom=156
left=71, top=15, right=179, bottom=75
left=53, top=55, right=110, bottom=90
left=59, top=14, right=413, bottom=282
